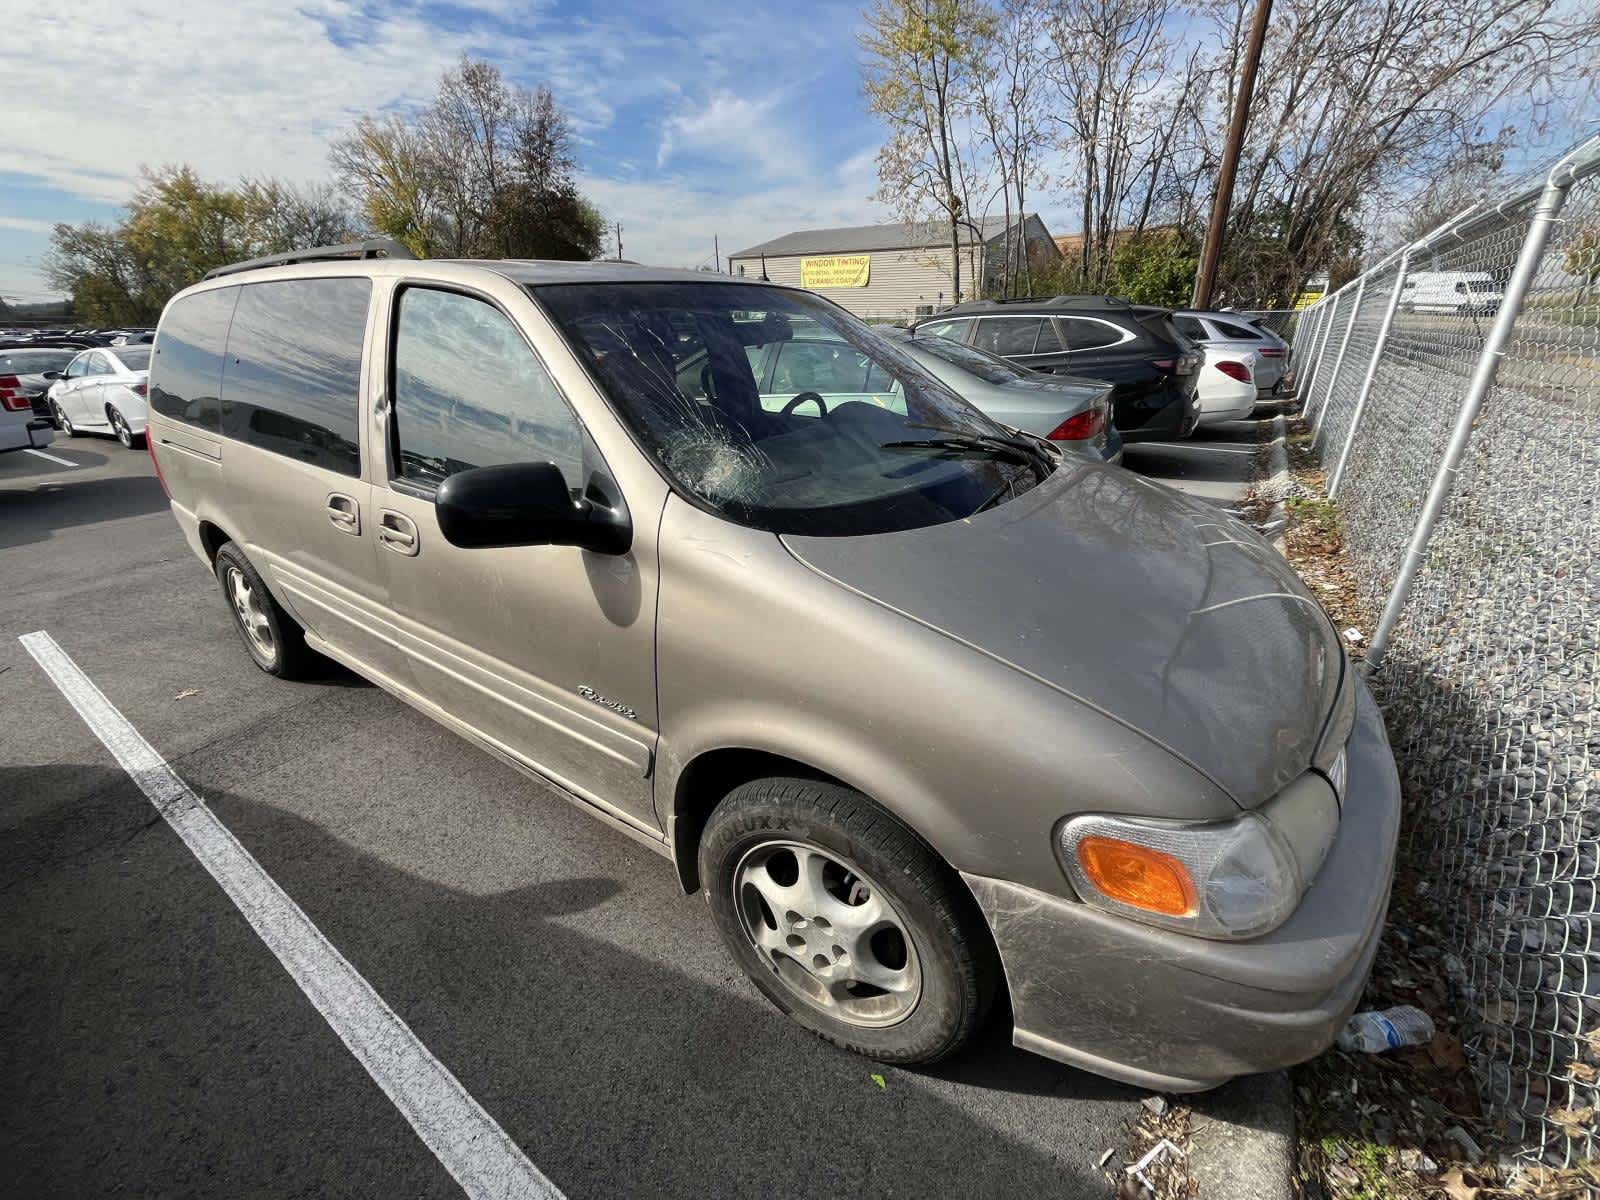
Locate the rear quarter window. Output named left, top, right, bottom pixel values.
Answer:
left=151, top=287, right=239, bottom=431
left=1211, top=319, right=1262, bottom=340
left=220, top=277, right=370, bottom=476
left=1064, top=317, right=1131, bottom=351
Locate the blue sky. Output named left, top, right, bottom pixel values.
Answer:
left=3, top=2, right=1593, bottom=306
left=0, top=0, right=904, bottom=303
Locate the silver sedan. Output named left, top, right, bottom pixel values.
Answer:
left=884, top=328, right=1122, bottom=464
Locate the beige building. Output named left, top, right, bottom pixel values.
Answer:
left=726, top=215, right=1058, bottom=323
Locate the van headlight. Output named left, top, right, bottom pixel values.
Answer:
left=1057, top=771, right=1339, bottom=940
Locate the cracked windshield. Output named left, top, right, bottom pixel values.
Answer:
left=535, top=282, right=1047, bottom=534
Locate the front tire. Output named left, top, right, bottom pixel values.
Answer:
left=53, top=401, right=79, bottom=437
left=214, top=542, right=319, bottom=679
left=700, top=777, right=996, bottom=1065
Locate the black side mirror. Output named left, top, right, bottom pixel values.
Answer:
left=434, top=462, right=631, bottom=555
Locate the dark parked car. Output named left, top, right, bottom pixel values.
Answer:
left=0, top=346, right=83, bottom=420
left=912, top=296, right=1201, bottom=443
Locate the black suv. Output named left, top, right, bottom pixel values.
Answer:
left=911, top=296, right=1201, bottom=442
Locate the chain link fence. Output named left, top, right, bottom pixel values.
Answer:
left=1293, top=135, right=1600, bottom=1167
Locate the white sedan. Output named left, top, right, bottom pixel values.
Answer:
left=1193, top=346, right=1257, bottom=427
left=49, top=345, right=152, bottom=448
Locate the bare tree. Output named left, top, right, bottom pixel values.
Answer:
left=862, top=0, right=997, bottom=303
left=1044, top=0, right=1178, bottom=288
left=1208, top=0, right=1600, bottom=303
left=331, top=57, right=604, bottom=261
left=974, top=0, right=1050, bottom=295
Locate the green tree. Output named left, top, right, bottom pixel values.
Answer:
left=43, top=166, right=356, bottom=325
left=1104, top=230, right=1198, bottom=306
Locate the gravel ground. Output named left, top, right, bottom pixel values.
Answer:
left=1285, top=376, right=1600, bottom=1187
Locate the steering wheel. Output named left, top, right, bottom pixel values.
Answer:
left=780, top=391, right=829, bottom=417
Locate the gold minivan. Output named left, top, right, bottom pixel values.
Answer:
left=148, top=242, right=1399, bottom=1088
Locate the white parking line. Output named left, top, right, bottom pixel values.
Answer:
left=24, top=448, right=78, bottom=466
left=18, top=630, right=563, bottom=1200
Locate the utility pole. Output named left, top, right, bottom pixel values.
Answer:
left=615, top=222, right=623, bottom=261
left=1191, top=0, right=1273, bottom=310
left=714, top=234, right=720, bottom=274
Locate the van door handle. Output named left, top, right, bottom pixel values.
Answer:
left=378, top=510, right=419, bottom=556
left=326, top=492, right=361, bottom=535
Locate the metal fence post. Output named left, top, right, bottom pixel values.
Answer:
left=1312, top=274, right=1366, bottom=438
left=1298, top=289, right=1341, bottom=405
left=1291, top=302, right=1322, bottom=374
left=1364, top=153, right=1582, bottom=670
left=1292, top=296, right=1331, bottom=395
left=1328, top=250, right=1410, bottom=498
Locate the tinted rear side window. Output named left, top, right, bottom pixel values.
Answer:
left=151, top=287, right=238, bottom=431
left=221, top=278, right=370, bottom=476
left=1211, top=318, right=1261, bottom=340
left=972, top=317, right=1042, bottom=357
left=1062, top=317, right=1128, bottom=351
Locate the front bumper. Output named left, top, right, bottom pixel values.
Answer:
left=962, top=678, right=1400, bottom=1091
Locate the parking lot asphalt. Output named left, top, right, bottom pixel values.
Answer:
left=1122, top=408, right=1279, bottom=507
left=1, top=424, right=1281, bottom=1199
left=1, top=437, right=1132, bottom=1198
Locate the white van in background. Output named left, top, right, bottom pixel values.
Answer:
left=1399, top=271, right=1503, bottom=315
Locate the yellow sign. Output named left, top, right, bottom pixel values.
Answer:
left=800, top=254, right=871, bottom=289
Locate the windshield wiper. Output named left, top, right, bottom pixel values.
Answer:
left=885, top=424, right=1053, bottom=480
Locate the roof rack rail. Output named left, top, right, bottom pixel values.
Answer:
left=202, top=238, right=415, bottom=281
left=933, top=293, right=1140, bottom=315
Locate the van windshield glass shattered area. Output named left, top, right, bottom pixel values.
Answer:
left=534, top=282, right=1046, bottom=535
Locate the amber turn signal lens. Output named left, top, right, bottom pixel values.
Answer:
left=1076, top=836, right=1197, bottom=917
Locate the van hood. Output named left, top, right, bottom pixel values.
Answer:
left=780, top=462, right=1343, bottom=805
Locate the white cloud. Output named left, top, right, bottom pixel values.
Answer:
left=0, top=1, right=674, bottom=202
left=657, top=92, right=794, bottom=178
left=0, top=0, right=894, bottom=296
left=583, top=146, right=888, bottom=269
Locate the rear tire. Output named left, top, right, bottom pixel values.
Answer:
left=214, top=542, right=320, bottom=680
left=109, top=407, right=141, bottom=449
left=699, top=776, right=996, bottom=1065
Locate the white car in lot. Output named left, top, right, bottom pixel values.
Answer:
left=1193, top=347, right=1257, bottom=426
left=1398, top=270, right=1503, bottom=316
left=1173, top=310, right=1291, bottom=397
left=48, top=345, right=152, bottom=448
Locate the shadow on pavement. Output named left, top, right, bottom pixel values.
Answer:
left=2, top=762, right=1126, bottom=1199
left=0, top=471, right=168, bottom=550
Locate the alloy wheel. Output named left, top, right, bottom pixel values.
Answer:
left=225, top=567, right=275, bottom=660
left=53, top=402, right=73, bottom=436
left=732, top=839, right=921, bottom=1027
left=112, top=410, right=131, bottom=447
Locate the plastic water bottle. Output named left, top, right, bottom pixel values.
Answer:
left=1336, top=1006, right=1436, bottom=1052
